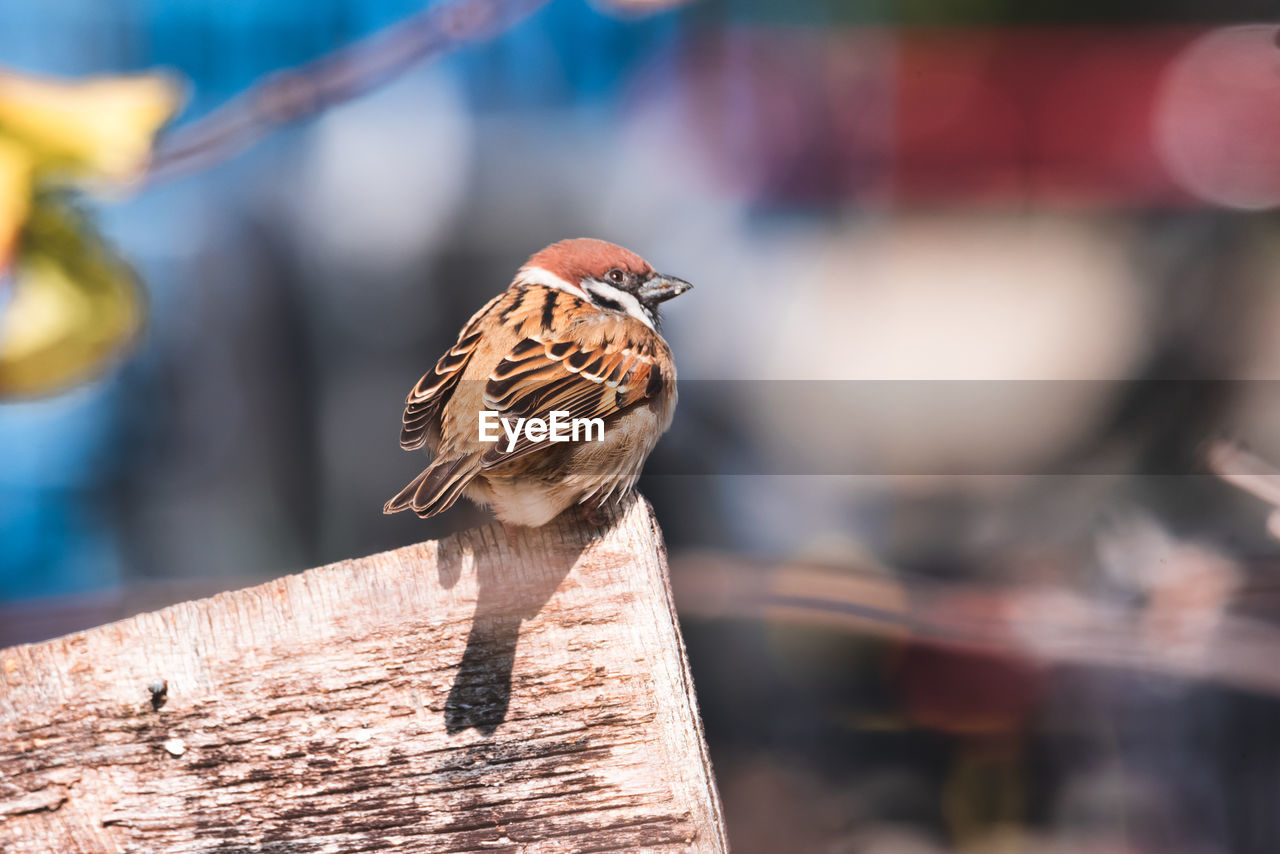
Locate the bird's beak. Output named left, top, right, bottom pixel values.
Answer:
left=638, top=274, right=692, bottom=304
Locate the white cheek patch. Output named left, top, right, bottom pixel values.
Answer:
left=584, top=279, right=656, bottom=331
left=515, top=265, right=587, bottom=297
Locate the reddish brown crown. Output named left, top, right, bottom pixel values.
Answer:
left=523, top=238, right=653, bottom=286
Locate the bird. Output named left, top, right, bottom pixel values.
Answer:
left=384, top=238, right=691, bottom=528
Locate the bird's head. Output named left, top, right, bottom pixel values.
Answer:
left=516, top=238, right=692, bottom=330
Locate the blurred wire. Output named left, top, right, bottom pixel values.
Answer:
left=146, top=0, right=550, bottom=184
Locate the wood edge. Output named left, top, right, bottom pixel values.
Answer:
left=636, top=496, right=730, bottom=852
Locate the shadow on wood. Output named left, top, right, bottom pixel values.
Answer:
left=444, top=517, right=588, bottom=735
left=0, top=495, right=726, bottom=853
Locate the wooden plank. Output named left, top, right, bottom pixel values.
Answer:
left=0, top=497, right=726, bottom=853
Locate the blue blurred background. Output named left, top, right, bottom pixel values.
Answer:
left=5, top=1, right=1280, bottom=851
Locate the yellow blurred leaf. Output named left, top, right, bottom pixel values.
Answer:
left=0, top=135, right=32, bottom=271
left=0, top=197, right=144, bottom=397
left=0, top=68, right=182, bottom=187
left=0, top=67, right=179, bottom=396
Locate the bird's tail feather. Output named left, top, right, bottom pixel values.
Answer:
left=383, top=454, right=481, bottom=518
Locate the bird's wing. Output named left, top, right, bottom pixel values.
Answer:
left=479, top=333, right=665, bottom=467
left=399, top=293, right=503, bottom=451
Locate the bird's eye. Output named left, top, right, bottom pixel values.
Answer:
left=607, top=268, right=625, bottom=285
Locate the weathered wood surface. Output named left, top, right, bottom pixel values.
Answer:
left=0, top=497, right=726, bottom=853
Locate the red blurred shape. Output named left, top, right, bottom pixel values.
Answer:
left=664, top=27, right=1280, bottom=206
left=895, top=643, right=1044, bottom=735
left=894, top=28, right=1200, bottom=205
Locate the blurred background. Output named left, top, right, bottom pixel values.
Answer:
left=4, top=1, right=1280, bottom=851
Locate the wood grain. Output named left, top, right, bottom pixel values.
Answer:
left=0, top=496, right=726, bottom=853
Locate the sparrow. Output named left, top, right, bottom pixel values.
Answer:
left=384, top=238, right=692, bottom=528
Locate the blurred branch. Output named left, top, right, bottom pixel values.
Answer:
left=672, top=552, right=1280, bottom=698
left=1208, top=439, right=1280, bottom=539
left=1208, top=439, right=1280, bottom=508
left=146, top=0, right=550, bottom=184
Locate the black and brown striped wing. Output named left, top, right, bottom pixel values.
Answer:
left=399, top=293, right=503, bottom=451
left=478, top=334, right=664, bottom=466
